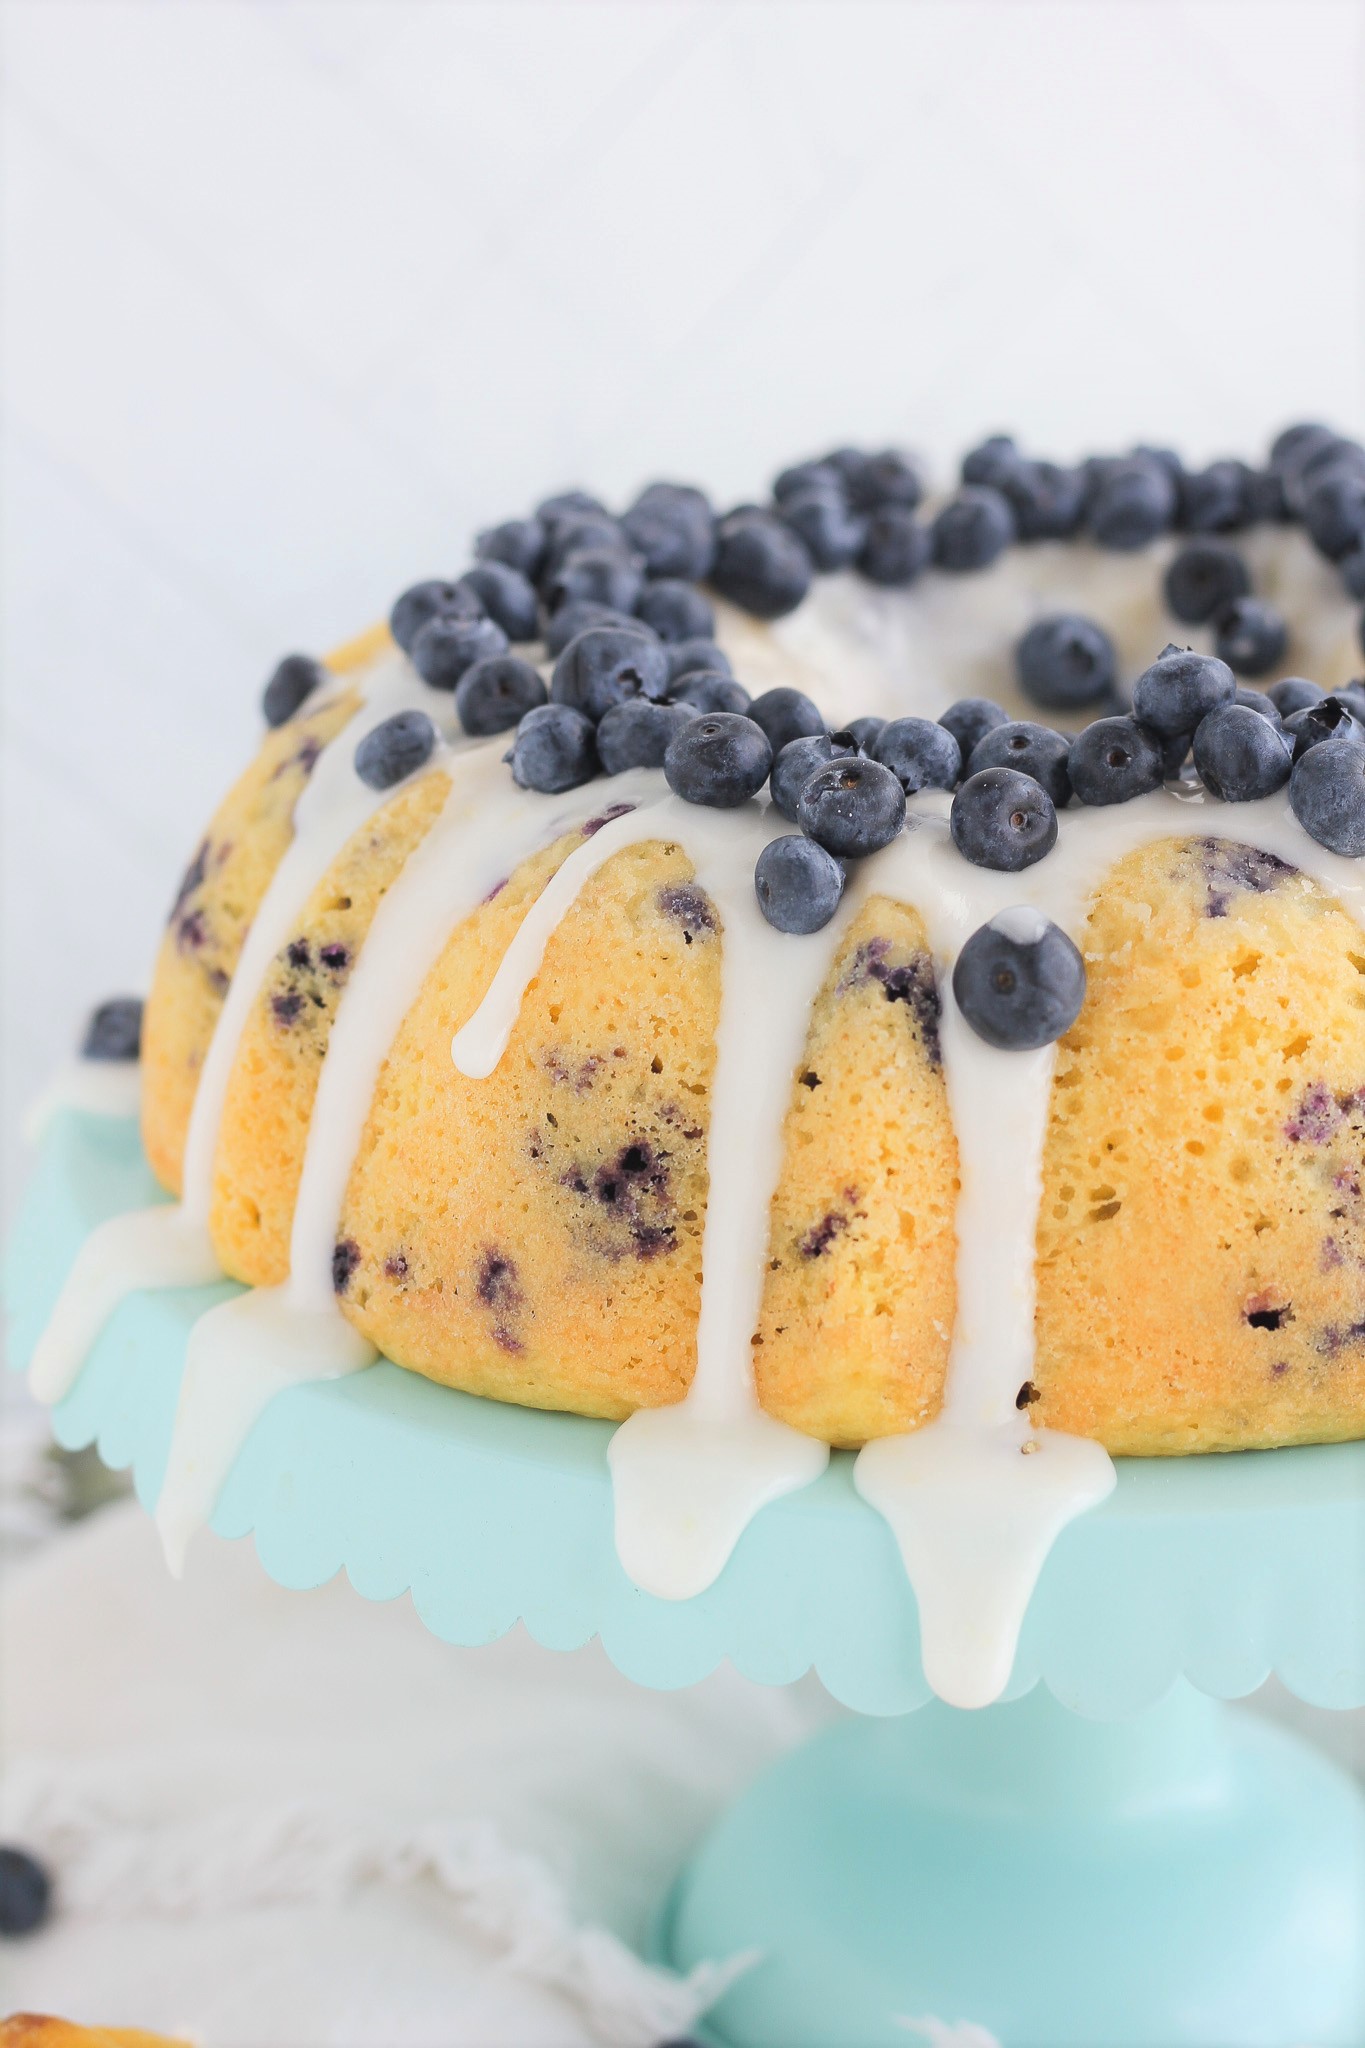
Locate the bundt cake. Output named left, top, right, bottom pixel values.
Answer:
left=26, top=425, right=1365, bottom=1706
left=0, top=2021, right=188, bottom=2048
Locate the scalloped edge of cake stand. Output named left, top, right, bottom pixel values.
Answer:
left=6, top=1109, right=1364, bottom=1720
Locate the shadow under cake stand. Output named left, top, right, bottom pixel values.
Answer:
left=7, top=1109, right=1365, bottom=2048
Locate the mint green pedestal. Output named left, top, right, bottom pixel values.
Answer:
left=7, top=1110, right=1365, bottom=2047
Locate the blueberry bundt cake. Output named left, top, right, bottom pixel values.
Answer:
left=28, top=425, right=1365, bottom=1706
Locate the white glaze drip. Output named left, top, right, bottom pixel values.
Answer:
left=23, top=1057, right=144, bottom=1144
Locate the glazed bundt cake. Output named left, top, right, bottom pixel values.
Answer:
left=27, top=424, right=1365, bottom=1704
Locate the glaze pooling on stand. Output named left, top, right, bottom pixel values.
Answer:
left=23, top=1057, right=144, bottom=1144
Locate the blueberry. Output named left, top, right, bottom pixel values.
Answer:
left=1163, top=541, right=1252, bottom=624
left=796, top=755, right=906, bottom=857
left=1285, top=436, right=1365, bottom=515
left=873, top=716, right=961, bottom=793
left=770, top=731, right=859, bottom=821
left=509, top=704, right=597, bottom=793
left=710, top=511, right=814, bottom=618
left=961, top=435, right=1020, bottom=488
left=952, top=914, right=1086, bottom=1050
left=1131, top=644, right=1236, bottom=737
left=621, top=483, right=716, bottom=581
left=455, top=654, right=547, bottom=736
left=540, top=515, right=629, bottom=580
left=1015, top=614, right=1115, bottom=711
left=1215, top=597, right=1287, bottom=677
left=754, top=834, right=846, bottom=933
left=1086, top=456, right=1176, bottom=549
left=596, top=696, right=697, bottom=774
left=664, top=712, right=772, bottom=807
left=536, top=488, right=608, bottom=525
left=1067, top=715, right=1164, bottom=805
left=1001, top=460, right=1086, bottom=541
left=669, top=670, right=752, bottom=715
left=1241, top=467, right=1289, bottom=523
left=846, top=714, right=887, bottom=752
left=355, top=708, right=438, bottom=790
left=1339, top=544, right=1365, bottom=600
left=390, top=578, right=483, bottom=655
left=81, top=995, right=143, bottom=1061
left=940, top=696, right=1009, bottom=761
left=843, top=449, right=922, bottom=513
left=1289, top=738, right=1365, bottom=854
left=548, top=547, right=643, bottom=617
left=634, top=579, right=715, bottom=643
left=1179, top=460, right=1252, bottom=533
left=950, top=768, right=1057, bottom=871
left=859, top=507, right=933, bottom=586
left=1270, top=421, right=1338, bottom=478
left=457, top=563, right=540, bottom=643
left=1269, top=675, right=1324, bottom=718
left=1233, top=685, right=1283, bottom=725
left=780, top=487, right=868, bottom=570
left=550, top=626, right=669, bottom=721
left=475, top=516, right=547, bottom=580
left=1285, top=696, right=1360, bottom=760
left=262, top=652, right=326, bottom=727
left=666, top=637, right=732, bottom=684
left=1192, top=703, right=1292, bottom=801
left=747, top=686, right=826, bottom=755
left=0, top=1844, right=52, bottom=1936
left=773, top=457, right=843, bottom=503
left=410, top=612, right=508, bottom=689
left=1339, top=682, right=1365, bottom=721
left=1303, top=464, right=1365, bottom=561
left=1162, top=730, right=1195, bottom=780
left=932, top=487, right=1015, bottom=571
left=968, top=720, right=1072, bottom=808
left=544, top=601, right=640, bottom=658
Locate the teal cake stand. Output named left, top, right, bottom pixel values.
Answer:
left=6, top=1110, right=1365, bottom=2047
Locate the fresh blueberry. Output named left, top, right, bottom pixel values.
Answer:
left=1192, top=703, right=1292, bottom=801
left=773, top=457, right=843, bottom=504
left=952, top=914, right=1086, bottom=1050
left=770, top=732, right=858, bottom=821
left=747, top=686, right=826, bottom=755
left=796, top=755, right=906, bottom=857
left=1270, top=421, right=1338, bottom=478
left=819, top=446, right=869, bottom=484
left=1179, top=460, right=1252, bottom=533
left=262, top=653, right=325, bottom=728
left=509, top=704, right=597, bottom=793
left=780, top=487, right=868, bottom=570
left=634, top=579, right=715, bottom=643
left=1303, top=464, right=1365, bottom=561
left=536, top=489, right=608, bottom=525
left=843, top=449, right=922, bottom=513
left=547, top=547, right=644, bottom=617
left=940, top=697, right=1009, bottom=761
left=1289, top=738, right=1365, bottom=854
left=457, top=563, right=540, bottom=643
left=710, top=511, right=814, bottom=618
left=1162, top=731, right=1196, bottom=779
left=390, top=578, right=482, bottom=655
left=932, top=488, right=1015, bottom=571
left=669, top=671, right=752, bottom=714
left=596, top=696, right=697, bottom=774
left=1339, top=544, right=1365, bottom=600
left=961, top=435, right=1020, bottom=488
left=1086, top=456, right=1176, bottom=549
left=873, top=716, right=961, bottom=793
left=950, top=768, right=1057, bottom=871
left=544, top=601, right=640, bottom=658
left=1215, top=597, right=1287, bottom=677
left=754, top=834, right=846, bottom=934
left=81, top=995, right=143, bottom=1061
left=550, top=626, right=670, bottom=720
left=1015, top=614, right=1115, bottom=711
left=621, top=483, right=716, bottom=581
left=1131, top=644, right=1236, bottom=737
left=846, top=714, right=887, bottom=752
left=455, top=654, right=547, bottom=736
left=1233, top=685, right=1283, bottom=725
left=1285, top=696, right=1360, bottom=760
left=1067, top=715, right=1165, bottom=805
left=1339, top=682, right=1365, bottom=721
left=475, top=516, right=547, bottom=580
left=1284, top=435, right=1365, bottom=515
left=858, top=507, right=933, bottom=586
left=666, top=637, right=732, bottom=684
left=1163, top=540, right=1252, bottom=625
left=1001, top=460, right=1086, bottom=541
left=664, top=712, right=772, bottom=807
left=541, top=514, right=629, bottom=579
left=1268, top=675, right=1324, bottom=717
left=0, top=1844, right=52, bottom=1936
left=1242, top=467, right=1289, bottom=523
left=355, top=709, right=438, bottom=790
left=410, top=612, right=508, bottom=689
left=968, top=720, right=1072, bottom=808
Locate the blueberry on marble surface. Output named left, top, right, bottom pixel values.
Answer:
left=669, top=671, right=752, bottom=715
left=845, top=714, right=887, bottom=752
left=950, top=768, right=1058, bottom=871
left=1268, top=675, right=1324, bottom=718
left=873, top=716, right=961, bottom=794
left=1214, top=596, right=1287, bottom=678
left=596, top=696, right=697, bottom=774
left=952, top=913, right=1086, bottom=1050
left=551, top=626, right=670, bottom=721
left=355, top=709, right=438, bottom=790
left=455, top=654, right=547, bottom=736
left=1192, top=703, right=1292, bottom=801
left=931, top=487, right=1015, bottom=571
left=754, top=833, right=846, bottom=933
left=1131, top=645, right=1236, bottom=738
left=797, top=755, right=906, bottom=857
left=710, top=510, right=814, bottom=618
left=548, top=547, right=644, bottom=618
left=770, top=732, right=858, bottom=821
left=390, top=578, right=483, bottom=655
left=664, top=712, right=773, bottom=807
left=621, top=483, right=716, bottom=582
left=1015, top=613, right=1115, bottom=711
left=81, top=995, right=143, bottom=1061
left=1162, top=540, right=1252, bottom=625
left=475, top=516, right=548, bottom=580
left=666, top=637, right=732, bottom=685
left=508, top=704, right=598, bottom=794
left=1001, top=460, right=1087, bottom=540
left=968, top=721, right=1072, bottom=809
left=262, top=652, right=326, bottom=729
left=1285, top=696, right=1360, bottom=760
left=780, top=487, right=868, bottom=570
left=457, top=563, right=540, bottom=643
left=939, top=696, right=1009, bottom=761
left=859, top=507, right=933, bottom=586
left=0, top=1844, right=52, bottom=1936
left=1085, top=454, right=1177, bottom=550
left=747, top=686, right=826, bottom=756
left=1289, top=738, right=1365, bottom=855
left=410, top=613, right=509, bottom=690
left=634, top=578, right=715, bottom=644
left=1067, top=715, right=1164, bottom=805
left=544, top=601, right=641, bottom=659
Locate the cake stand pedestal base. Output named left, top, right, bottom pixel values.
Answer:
left=663, top=1681, right=1365, bottom=2048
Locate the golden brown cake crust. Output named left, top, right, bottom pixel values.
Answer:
left=0, top=2020, right=191, bottom=2048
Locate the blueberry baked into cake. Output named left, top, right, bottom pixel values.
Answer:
left=29, top=422, right=1365, bottom=1696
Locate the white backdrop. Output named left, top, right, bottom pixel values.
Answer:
left=3, top=0, right=1365, bottom=1223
